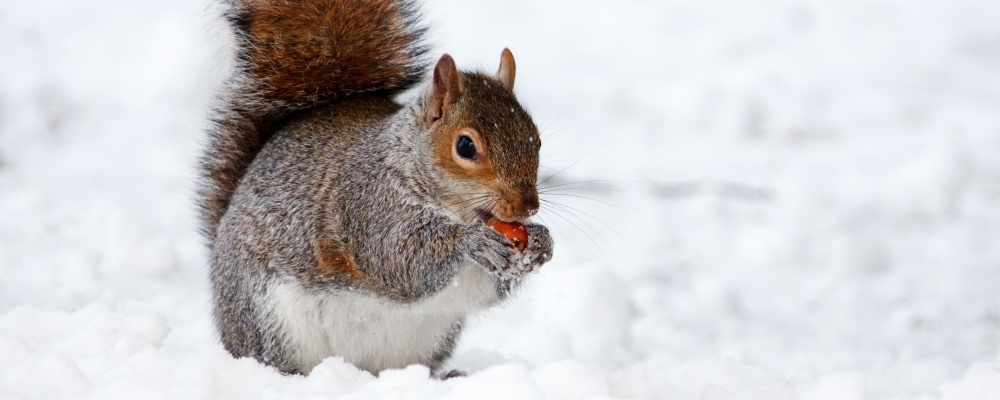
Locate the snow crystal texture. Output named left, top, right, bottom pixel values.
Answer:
left=2, top=0, right=1000, bottom=399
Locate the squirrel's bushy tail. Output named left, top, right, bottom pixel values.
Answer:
left=199, top=0, right=429, bottom=241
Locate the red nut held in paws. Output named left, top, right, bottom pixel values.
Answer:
left=486, top=218, right=528, bottom=252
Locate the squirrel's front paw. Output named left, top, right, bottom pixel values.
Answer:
left=510, top=223, right=553, bottom=277
left=468, top=222, right=519, bottom=278
left=491, top=223, right=554, bottom=279
left=469, top=221, right=553, bottom=280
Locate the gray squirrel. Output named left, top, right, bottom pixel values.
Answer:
left=198, top=0, right=554, bottom=376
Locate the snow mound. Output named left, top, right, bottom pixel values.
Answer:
left=3, top=0, right=1000, bottom=398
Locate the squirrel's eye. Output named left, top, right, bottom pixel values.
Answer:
left=456, top=135, right=477, bottom=159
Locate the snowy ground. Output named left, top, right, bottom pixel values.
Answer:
left=2, top=0, right=1000, bottom=398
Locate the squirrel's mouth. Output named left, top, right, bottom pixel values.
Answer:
left=475, top=208, right=496, bottom=223
left=475, top=207, right=526, bottom=224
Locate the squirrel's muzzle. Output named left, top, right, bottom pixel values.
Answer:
left=522, top=193, right=540, bottom=217
left=501, top=190, right=539, bottom=221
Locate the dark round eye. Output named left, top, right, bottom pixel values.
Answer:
left=456, top=135, right=477, bottom=159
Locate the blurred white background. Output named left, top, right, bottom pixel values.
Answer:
left=2, top=0, right=1000, bottom=398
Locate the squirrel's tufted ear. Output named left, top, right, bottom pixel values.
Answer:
left=428, top=54, right=462, bottom=124
left=497, top=48, right=516, bottom=91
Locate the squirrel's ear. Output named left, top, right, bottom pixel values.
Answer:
left=428, top=54, right=462, bottom=124
left=497, top=48, right=516, bottom=91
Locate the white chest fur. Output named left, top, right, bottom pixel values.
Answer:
left=262, top=261, right=498, bottom=374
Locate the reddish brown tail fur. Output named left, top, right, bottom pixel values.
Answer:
left=198, top=0, right=429, bottom=242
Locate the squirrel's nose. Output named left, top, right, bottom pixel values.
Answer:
left=503, top=191, right=539, bottom=221
left=521, top=193, right=539, bottom=217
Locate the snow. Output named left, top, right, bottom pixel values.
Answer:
left=2, top=0, right=1000, bottom=398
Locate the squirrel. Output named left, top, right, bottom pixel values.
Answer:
left=198, top=0, right=554, bottom=376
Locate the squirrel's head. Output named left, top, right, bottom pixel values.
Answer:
left=423, top=49, right=541, bottom=224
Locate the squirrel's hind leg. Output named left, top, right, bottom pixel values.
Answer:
left=424, top=320, right=464, bottom=378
